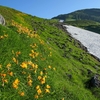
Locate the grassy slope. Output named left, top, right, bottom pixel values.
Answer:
left=0, top=6, right=100, bottom=100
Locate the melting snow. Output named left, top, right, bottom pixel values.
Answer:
left=64, top=25, right=100, bottom=59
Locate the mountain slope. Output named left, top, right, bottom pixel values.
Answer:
left=52, top=8, right=100, bottom=34
left=52, top=8, right=100, bottom=22
left=0, top=6, right=100, bottom=100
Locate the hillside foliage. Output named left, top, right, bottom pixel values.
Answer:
left=0, top=6, right=100, bottom=100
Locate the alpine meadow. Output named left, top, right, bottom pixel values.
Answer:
left=0, top=6, right=100, bottom=100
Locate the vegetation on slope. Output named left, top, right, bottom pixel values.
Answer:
left=52, top=8, right=100, bottom=22
left=0, top=6, right=100, bottom=100
left=52, top=8, right=100, bottom=34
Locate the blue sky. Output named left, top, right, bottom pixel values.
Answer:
left=0, top=0, right=100, bottom=19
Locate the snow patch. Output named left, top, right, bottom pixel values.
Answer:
left=59, top=20, right=64, bottom=23
left=64, top=25, right=100, bottom=59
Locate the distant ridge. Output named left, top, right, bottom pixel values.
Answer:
left=52, top=8, right=100, bottom=22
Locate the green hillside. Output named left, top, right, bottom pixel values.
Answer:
left=52, top=8, right=100, bottom=22
left=52, top=8, right=100, bottom=34
left=0, top=6, right=100, bottom=100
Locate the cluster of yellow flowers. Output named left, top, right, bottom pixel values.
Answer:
left=28, top=33, right=39, bottom=38
left=12, top=51, right=21, bottom=65
left=27, top=74, right=33, bottom=86
left=48, top=65, right=56, bottom=71
left=0, top=63, right=14, bottom=86
left=20, top=62, right=27, bottom=69
left=8, top=71, right=13, bottom=76
left=12, top=78, right=20, bottom=89
left=6, top=63, right=13, bottom=76
left=20, top=61, right=38, bottom=73
left=36, top=85, right=42, bottom=95
left=38, top=76, right=46, bottom=84
left=29, top=50, right=39, bottom=59
left=16, top=51, right=21, bottom=57
left=19, top=91, right=25, bottom=96
left=30, top=43, right=38, bottom=48
left=12, top=57, right=18, bottom=64
left=39, top=38, right=44, bottom=45
left=11, top=20, right=32, bottom=34
left=0, top=22, right=57, bottom=99
left=11, top=20, right=39, bottom=39
left=35, top=85, right=42, bottom=99
left=0, top=73, right=8, bottom=86
left=45, top=85, right=50, bottom=93
left=33, top=67, right=51, bottom=98
left=6, top=63, right=11, bottom=70
left=29, top=43, right=39, bottom=59
left=0, top=34, right=8, bottom=39
left=35, top=85, right=50, bottom=99
left=34, top=84, right=51, bottom=99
